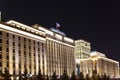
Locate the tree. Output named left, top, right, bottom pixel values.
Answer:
left=61, top=69, right=69, bottom=80
left=23, top=68, right=28, bottom=80
left=102, top=73, right=110, bottom=80
left=85, top=74, right=90, bottom=80
left=78, top=72, right=84, bottom=80
left=3, top=68, right=11, bottom=80
left=70, top=71, right=77, bottom=80
left=51, top=71, right=57, bottom=80
left=46, top=75, right=49, bottom=80
left=19, top=71, right=22, bottom=80
left=91, top=69, right=98, bottom=80
left=97, top=74, right=101, bottom=80
left=37, top=69, right=43, bottom=80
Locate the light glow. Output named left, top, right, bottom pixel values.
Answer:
left=38, top=27, right=54, bottom=36
left=46, top=37, right=74, bottom=48
left=0, top=24, right=46, bottom=41
left=55, top=34, right=62, bottom=40
left=64, top=37, right=74, bottom=43
left=6, top=20, right=46, bottom=35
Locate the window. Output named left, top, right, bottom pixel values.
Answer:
left=0, top=47, right=2, bottom=51
left=30, top=65, right=31, bottom=69
left=13, top=42, right=15, bottom=46
left=34, top=47, right=35, bottom=50
left=42, top=48, right=44, bottom=52
left=18, top=36, right=20, bottom=40
left=6, top=41, right=9, bottom=44
left=0, top=70, right=2, bottom=74
left=7, top=56, right=9, bottom=60
left=0, top=39, right=2, bottom=43
left=7, top=63, right=9, bottom=67
left=0, top=31, right=2, bottom=35
left=34, top=53, right=35, bottom=56
left=6, top=48, right=9, bottom=52
left=24, top=38, right=26, bottom=41
left=38, top=54, right=40, bottom=57
left=13, top=63, right=15, bottom=68
left=13, top=71, right=15, bottom=75
left=19, top=50, right=21, bottom=55
left=0, top=55, right=2, bottom=59
left=6, top=33, right=9, bottom=37
left=18, top=43, right=20, bottom=47
left=13, top=49, right=15, bottom=53
left=13, top=56, right=15, bottom=60
left=29, top=46, right=31, bottom=49
left=24, top=64, right=26, bottom=68
left=38, top=48, right=40, bottom=51
left=19, top=64, right=21, bottom=68
left=24, top=45, right=26, bottom=48
left=38, top=42, right=39, bottom=45
left=0, top=62, right=1, bottom=67
left=13, top=35, right=15, bottom=38
left=42, top=43, right=44, bottom=47
left=33, top=41, right=35, bottom=44
left=29, top=39, right=30, bottom=43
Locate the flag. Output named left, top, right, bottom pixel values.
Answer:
left=56, top=23, right=60, bottom=28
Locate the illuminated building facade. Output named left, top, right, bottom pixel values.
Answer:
left=75, top=39, right=91, bottom=59
left=80, top=51, right=119, bottom=77
left=33, top=24, right=75, bottom=76
left=75, top=39, right=91, bottom=75
left=0, top=20, right=75, bottom=78
left=75, top=40, right=119, bottom=78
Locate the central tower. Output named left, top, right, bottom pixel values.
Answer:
left=75, top=39, right=91, bottom=59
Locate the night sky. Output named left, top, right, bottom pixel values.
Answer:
left=0, top=0, right=120, bottom=62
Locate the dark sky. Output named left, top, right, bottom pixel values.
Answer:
left=0, top=0, right=120, bottom=62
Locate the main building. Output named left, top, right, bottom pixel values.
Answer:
left=0, top=20, right=75, bottom=78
